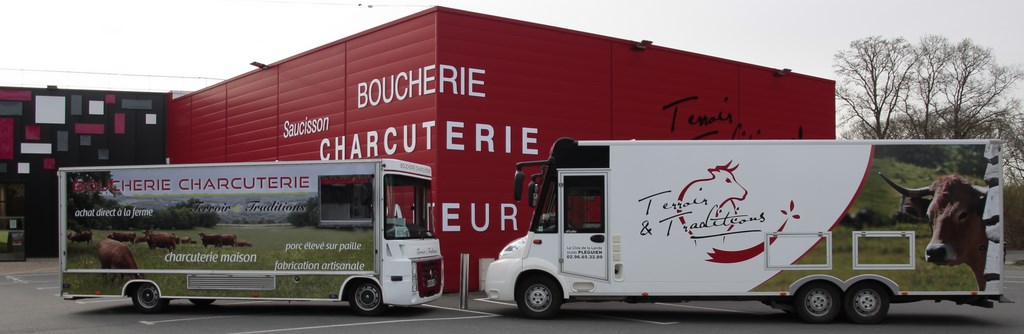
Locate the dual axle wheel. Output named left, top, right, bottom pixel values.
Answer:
left=794, top=282, right=889, bottom=324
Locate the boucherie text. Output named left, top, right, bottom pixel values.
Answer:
left=71, top=176, right=311, bottom=194
left=357, top=64, right=485, bottom=109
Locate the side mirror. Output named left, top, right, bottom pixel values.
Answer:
left=513, top=170, right=525, bottom=201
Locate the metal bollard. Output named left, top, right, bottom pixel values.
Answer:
left=460, top=253, right=469, bottom=309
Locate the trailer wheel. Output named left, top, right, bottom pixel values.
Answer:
left=794, top=282, right=841, bottom=324
left=131, top=282, right=169, bottom=314
left=843, top=283, right=889, bottom=324
left=189, top=299, right=215, bottom=307
left=516, top=276, right=562, bottom=319
left=349, top=281, right=386, bottom=316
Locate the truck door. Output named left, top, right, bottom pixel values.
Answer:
left=559, top=173, right=608, bottom=280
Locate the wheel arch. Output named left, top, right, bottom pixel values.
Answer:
left=121, top=279, right=160, bottom=297
left=788, top=275, right=844, bottom=295
left=340, top=276, right=382, bottom=302
left=843, top=274, right=899, bottom=296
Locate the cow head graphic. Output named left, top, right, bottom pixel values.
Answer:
left=675, top=161, right=796, bottom=263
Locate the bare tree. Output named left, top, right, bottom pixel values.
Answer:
left=834, top=36, right=916, bottom=139
left=836, top=35, right=1024, bottom=185
left=941, top=38, right=1022, bottom=138
left=902, top=35, right=953, bottom=139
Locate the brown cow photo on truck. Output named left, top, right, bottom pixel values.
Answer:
left=144, top=230, right=177, bottom=252
left=880, top=173, right=998, bottom=290
left=96, top=238, right=142, bottom=284
left=67, top=230, right=93, bottom=244
left=198, top=233, right=238, bottom=247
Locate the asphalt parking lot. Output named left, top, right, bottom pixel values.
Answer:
left=3, top=255, right=1024, bottom=334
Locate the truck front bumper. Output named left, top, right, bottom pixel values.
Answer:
left=484, top=257, right=522, bottom=302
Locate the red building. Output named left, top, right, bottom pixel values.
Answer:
left=167, top=7, right=835, bottom=290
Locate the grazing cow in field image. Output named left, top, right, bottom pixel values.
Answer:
left=235, top=240, right=252, bottom=247
left=178, top=236, right=196, bottom=245
left=97, top=238, right=142, bottom=284
left=107, top=231, right=137, bottom=243
left=219, top=234, right=238, bottom=247
left=144, top=230, right=177, bottom=252
left=198, top=233, right=238, bottom=247
left=134, top=235, right=148, bottom=244
left=67, top=230, right=93, bottom=244
left=880, top=173, right=993, bottom=290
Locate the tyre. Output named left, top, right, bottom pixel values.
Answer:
left=515, top=276, right=562, bottom=319
left=349, top=281, right=386, bottom=316
left=131, top=282, right=170, bottom=314
left=843, top=283, right=889, bottom=324
left=794, top=282, right=841, bottom=324
left=189, top=299, right=216, bottom=307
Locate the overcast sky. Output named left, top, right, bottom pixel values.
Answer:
left=2, top=0, right=1023, bottom=97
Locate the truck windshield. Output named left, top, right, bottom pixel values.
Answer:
left=530, top=175, right=559, bottom=233
left=384, top=175, right=434, bottom=240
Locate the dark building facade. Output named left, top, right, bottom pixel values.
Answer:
left=0, top=87, right=168, bottom=258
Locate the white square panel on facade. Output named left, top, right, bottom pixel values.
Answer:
left=89, top=100, right=104, bottom=115
left=18, top=162, right=30, bottom=174
left=146, top=114, right=157, bottom=124
left=35, top=95, right=66, bottom=124
left=21, top=143, right=53, bottom=154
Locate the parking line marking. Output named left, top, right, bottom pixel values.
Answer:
left=474, top=298, right=515, bottom=307
left=655, top=303, right=767, bottom=314
left=37, top=286, right=60, bottom=290
left=570, top=311, right=678, bottom=325
left=141, top=315, right=243, bottom=325
left=1005, top=280, right=1024, bottom=284
left=225, top=314, right=499, bottom=334
left=422, top=303, right=500, bottom=316
left=6, top=273, right=57, bottom=278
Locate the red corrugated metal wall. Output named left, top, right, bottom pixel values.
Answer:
left=166, top=7, right=834, bottom=291
left=278, top=43, right=346, bottom=162
left=226, top=69, right=279, bottom=162
left=188, top=86, right=228, bottom=163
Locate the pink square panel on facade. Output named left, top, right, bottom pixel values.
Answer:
left=115, top=113, right=125, bottom=134
left=0, top=118, right=12, bottom=159
left=75, top=123, right=105, bottom=135
left=0, top=90, right=32, bottom=101
left=44, top=158, right=56, bottom=169
left=105, top=94, right=116, bottom=104
left=25, top=125, right=41, bottom=140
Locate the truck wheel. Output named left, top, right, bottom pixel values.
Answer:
left=349, top=281, right=386, bottom=316
left=516, top=276, right=562, bottom=319
left=843, top=283, right=889, bottom=324
left=132, top=282, right=170, bottom=314
left=189, top=299, right=215, bottom=307
left=794, top=282, right=840, bottom=324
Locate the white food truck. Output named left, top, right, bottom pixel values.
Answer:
left=485, top=138, right=1008, bottom=323
left=60, top=159, right=441, bottom=315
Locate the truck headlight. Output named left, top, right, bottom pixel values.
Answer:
left=499, top=236, right=527, bottom=259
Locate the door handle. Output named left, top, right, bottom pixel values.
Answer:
left=590, top=235, right=605, bottom=243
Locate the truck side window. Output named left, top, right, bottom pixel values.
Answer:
left=319, top=175, right=373, bottom=227
left=563, top=175, right=604, bottom=234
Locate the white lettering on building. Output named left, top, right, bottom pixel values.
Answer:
left=282, top=116, right=330, bottom=139
left=319, top=120, right=538, bottom=160
left=357, top=64, right=485, bottom=109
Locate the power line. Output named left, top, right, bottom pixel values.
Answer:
left=0, top=68, right=225, bottom=81
left=238, top=0, right=432, bottom=8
